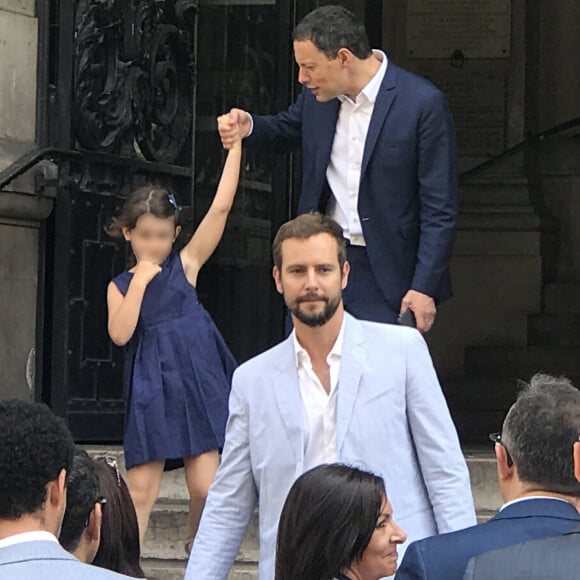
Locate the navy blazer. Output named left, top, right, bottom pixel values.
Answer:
left=394, top=498, right=580, bottom=580
left=247, top=62, right=458, bottom=310
left=463, top=524, right=580, bottom=580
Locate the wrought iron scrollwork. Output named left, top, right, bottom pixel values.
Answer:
left=73, top=0, right=196, bottom=164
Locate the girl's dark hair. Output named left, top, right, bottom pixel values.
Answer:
left=91, top=459, right=145, bottom=578
left=107, top=186, right=180, bottom=238
left=275, top=463, right=386, bottom=580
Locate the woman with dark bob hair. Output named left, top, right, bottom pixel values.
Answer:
left=92, top=457, right=145, bottom=578
left=276, top=464, right=406, bottom=580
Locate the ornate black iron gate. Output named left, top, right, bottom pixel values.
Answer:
left=32, top=0, right=300, bottom=441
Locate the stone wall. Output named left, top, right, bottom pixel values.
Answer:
left=0, top=1, right=51, bottom=400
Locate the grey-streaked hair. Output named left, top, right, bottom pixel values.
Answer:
left=502, top=373, right=580, bottom=496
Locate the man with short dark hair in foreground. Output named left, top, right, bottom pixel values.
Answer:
left=0, top=399, right=133, bottom=579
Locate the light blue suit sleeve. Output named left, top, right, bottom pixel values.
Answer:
left=185, top=373, right=258, bottom=580
left=405, top=330, right=476, bottom=533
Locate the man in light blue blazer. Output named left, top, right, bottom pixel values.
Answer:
left=219, top=5, right=458, bottom=332
left=0, top=399, right=133, bottom=580
left=186, top=213, right=475, bottom=580
left=395, top=374, right=580, bottom=580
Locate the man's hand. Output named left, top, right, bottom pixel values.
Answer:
left=218, top=108, right=251, bottom=150
left=400, top=290, right=436, bottom=333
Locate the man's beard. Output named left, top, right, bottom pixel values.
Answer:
left=288, top=291, right=341, bottom=327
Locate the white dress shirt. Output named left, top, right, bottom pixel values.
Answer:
left=293, top=321, right=345, bottom=471
left=499, top=495, right=572, bottom=511
left=327, top=50, right=388, bottom=246
left=0, top=530, right=58, bottom=548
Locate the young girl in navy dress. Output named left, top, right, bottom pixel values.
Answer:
left=107, top=117, right=241, bottom=548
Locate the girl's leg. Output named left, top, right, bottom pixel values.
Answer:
left=126, top=460, right=165, bottom=545
left=183, top=449, right=220, bottom=543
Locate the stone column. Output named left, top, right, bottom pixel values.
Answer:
left=0, top=1, right=53, bottom=400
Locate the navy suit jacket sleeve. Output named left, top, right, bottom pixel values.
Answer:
left=412, top=89, right=458, bottom=297
left=246, top=90, right=305, bottom=154
left=395, top=540, right=428, bottom=580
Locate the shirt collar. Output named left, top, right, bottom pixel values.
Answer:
left=500, top=495, right=572, bottom=511
left=338, top=49, right=388, bottom=105
left=293, top=318, right=345, bottom=369
left=0, top=530, right=58, bottom=549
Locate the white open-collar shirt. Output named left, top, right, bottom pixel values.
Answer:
left=292, top=320, right=345, bottom=471
left=327, top=50, right=388, bottom=246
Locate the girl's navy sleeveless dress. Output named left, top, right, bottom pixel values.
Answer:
left=112, top=253, right=236, bottom=470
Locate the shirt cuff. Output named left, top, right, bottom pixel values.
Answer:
left=245, top=112, right=254, bottom=137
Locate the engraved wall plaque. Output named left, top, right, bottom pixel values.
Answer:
left=410, top=61, right=507, bottom=157
left=407, top=0, right=511, bottom=59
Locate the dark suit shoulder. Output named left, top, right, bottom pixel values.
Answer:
left=389, top=62, right=443, bottom=96
left=467, top=532, right=580, bottom=580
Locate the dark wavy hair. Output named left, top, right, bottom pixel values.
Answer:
left=59, top=447, right=100, bottom=552
left=107, top=186, right=180, bottom=238
left=275, top=464, right=386, bottom=580
left=293, top=5, right=372, bottom=60
left=91, top=458, right=144, bottom=577
left=0, top=399, right=74, bottom=519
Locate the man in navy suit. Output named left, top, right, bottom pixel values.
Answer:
left=219, top=5, right=458, bottom=332
left=464, top=526, right=580, bottom=580
left=394, top=373, right=580, bottom=580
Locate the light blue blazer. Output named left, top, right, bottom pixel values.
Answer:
left=0, top=539, right=134, bottom=579
left=186, top=314, right=476, bottom=579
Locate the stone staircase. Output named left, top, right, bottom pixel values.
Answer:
left=450, top=281, right=580, bottom=442
left=85, top=446, right=501, bottom=579
left=436, top=174, right=580, bottom=443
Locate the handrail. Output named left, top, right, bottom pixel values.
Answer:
left=0, top=146, right=192, bottom=191
left=3, top=116, right=579, bottom=190
left=460, top=116, right=580, bottom=181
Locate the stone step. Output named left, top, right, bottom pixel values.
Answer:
left=464, top=345, right=580, bottom=384
left=143, top=559, right=259, bottom=580
left=454, top=230, right=539, bottom=256
left=528, top=313, right=580, bottom=346
left=457, top=208, right=540, bottom=231
left=83, top=447, right=190, bottom=501
left=460, top=183, right=531, bottom=208
left=143, top=501, right=259, bottom=563
left=142, top=559, right=185, bottom=580
left=544, top=283, right=580, bottom=314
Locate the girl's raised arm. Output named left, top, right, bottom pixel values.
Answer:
left=180, top=116, right=242, bottom=285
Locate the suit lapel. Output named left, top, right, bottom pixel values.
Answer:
left=337, top=314, right=366, bottom=454
left=272, top=336, right=305, bottom=471
left=361, top=64, right=398, bottom=180
left=313, top=98, right=340, bottom=200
